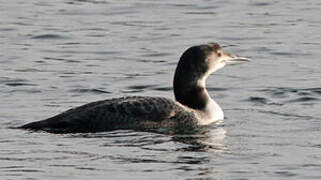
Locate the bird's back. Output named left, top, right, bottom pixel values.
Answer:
left=21, top=96, right=198, bottom=133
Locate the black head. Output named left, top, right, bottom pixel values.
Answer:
left=176, top=43, right=222, bottom=77
left=173, top=43, right=250, bottom=109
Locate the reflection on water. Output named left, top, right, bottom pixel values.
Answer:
left=1, top=0, right=321, bottom=179
left=67, top=125, right=227, bottom=153
left=172, top=127, right=226, bottom=152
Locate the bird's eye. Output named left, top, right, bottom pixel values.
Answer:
left=217, top=52, right=222, bottom=57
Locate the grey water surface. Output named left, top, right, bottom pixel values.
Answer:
left=1, top=0, right=321, bottom=179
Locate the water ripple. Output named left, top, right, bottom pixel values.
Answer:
left=285, top=96, right=320, bottom=103
left=257, top=109, right=319, bottom=120
left=257, top=87, right=321, bottom=104
left=31, top=34, right=68, bottom=40
left=69, top=88, right=112, bottom=94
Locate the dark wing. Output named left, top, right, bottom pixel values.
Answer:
left=20, top=96, right=183, bottom=133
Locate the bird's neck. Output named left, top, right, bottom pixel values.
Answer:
left=173, top=73, right=224, bottom=124
left=173, top=73, right=212, bottom=110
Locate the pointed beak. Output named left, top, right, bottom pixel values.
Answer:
left=224, top=55, right=251, bottom=65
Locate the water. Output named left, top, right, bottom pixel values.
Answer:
left=1, top=0, right=320, bottom=179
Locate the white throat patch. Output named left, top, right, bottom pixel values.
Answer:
left=199, top=98, right=224, bottom=125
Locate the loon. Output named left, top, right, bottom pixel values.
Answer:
left=20, top=43, right=249, bottom=133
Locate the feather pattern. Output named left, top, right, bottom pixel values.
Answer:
left=19, top=43, right=248, bottom=134
left=21, top=96, right=198, bottom=133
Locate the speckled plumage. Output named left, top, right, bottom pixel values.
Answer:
left=21, top=96, right=198, bottom=133
left=20, top=43, right=249, bottom=134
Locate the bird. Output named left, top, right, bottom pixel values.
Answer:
left=19, top=43, right=250, bottom=134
